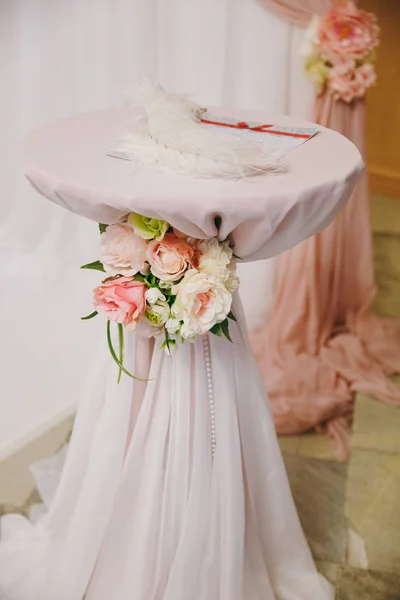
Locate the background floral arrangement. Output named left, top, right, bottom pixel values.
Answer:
left=303, top=1, right=380, bottom=103
left=82, top=214, right=239, bottom=380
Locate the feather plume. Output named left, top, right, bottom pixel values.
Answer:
left=120, top=78, right=285, bottom=179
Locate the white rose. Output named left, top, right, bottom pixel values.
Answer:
left=165, top=317, right=181, bottom=335
left=100, top=223, right=147, bottom=276
left=136, top=293, right=170, bottom=338
left=145, top=288, right=166, bottom=305
left=144, top=299, right=170, bottom=328
left=179, top=323, right=199, bottom=343
left=197, top=238, right=233, bottom=282
left=171, top=269, right=232, bottom=339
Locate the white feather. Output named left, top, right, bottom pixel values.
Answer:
left=120, top=78, right=285, bottom=179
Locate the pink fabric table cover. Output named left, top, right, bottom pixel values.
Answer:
left=24, top=107, right=363, bottom=261
left=0, top=108, right=362, bottom=600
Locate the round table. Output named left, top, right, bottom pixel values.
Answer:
left=0, top=107, right=362, bottom=600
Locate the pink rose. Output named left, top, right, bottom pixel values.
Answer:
left=93, top=277, right=147, bottom=330
left=328, top=62, right=375, bottom=103
left=355, top=63, right=376, bottom=88
left=318, top=2, right=379, bottom=63
left=147, top=233, right=197, bottom=282
left=100, top=223, right=147, bottom=277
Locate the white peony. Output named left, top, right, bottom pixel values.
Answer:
left=100, top=223, right=147, bottom=276
left=171, top=269, right=232, bottom=339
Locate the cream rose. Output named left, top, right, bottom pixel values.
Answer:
left=197, top=239, right=232, bottom=280
left=171, top=269, right=232, bottom=339
left=147, top=233, right=196, bottom=282
left=197, top=238, right=240, bottom=292
left=100, top=223, right=147, bottom=276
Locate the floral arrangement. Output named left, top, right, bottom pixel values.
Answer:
left=81, top=214, right=239, bottom=380
left=303, top=1, right=380, bottom=103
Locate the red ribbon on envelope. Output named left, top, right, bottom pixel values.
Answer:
left=200, top=118, right=311, bottom=139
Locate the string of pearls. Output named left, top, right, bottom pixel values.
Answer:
left=202, top=335, right=216, bottom=460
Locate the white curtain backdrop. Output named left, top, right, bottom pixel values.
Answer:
left=0, top=0, right=312, bottom=458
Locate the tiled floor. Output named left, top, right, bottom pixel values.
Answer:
left=1, top=195, right=400, bottom=599
left=279, top=394, right=400, bottom=598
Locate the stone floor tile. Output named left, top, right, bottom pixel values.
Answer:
left=283, top=454, right=348, bottom=563
left=336, top=566, right=400, bottom=600
left=345, top=449, right=400, bottom=573
left=371, top=195, right=400, bottom=236
left=316, top=561, right=340, bottom=585
left=352, top=394, right=400, bottom=455
left=277, top=434, right=301, bottom=454
left=298, top=431, right=338, bottom=461
left=373, top=234, right=400, bottom=320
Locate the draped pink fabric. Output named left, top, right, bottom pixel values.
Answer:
left=253, top=1, right=400, bottom=460
left=258, top=0, right=332, bottom=25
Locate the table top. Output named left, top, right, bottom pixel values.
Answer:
left=24, top=107, right=363, bottom=261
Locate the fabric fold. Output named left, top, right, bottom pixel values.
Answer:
left=251, top=90, right=400, bottom=460
left=0, top=297, right=334, bottom=600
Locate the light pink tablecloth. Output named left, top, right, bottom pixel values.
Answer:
left=24, top=107, right=363, bottom=263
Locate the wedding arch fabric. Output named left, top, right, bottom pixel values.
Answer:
left=253, top=0, right=400, bottom=459
left=0, top=0, right=311, bottom=456
left=0, top=106, right=362, bottom=599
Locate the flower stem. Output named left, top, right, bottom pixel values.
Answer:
left=117, top=323, right=124, bottom=384
left=106, top=320, right=149, bottom=382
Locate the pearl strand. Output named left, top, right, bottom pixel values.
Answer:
left=202, top=335, right=216, bottom=460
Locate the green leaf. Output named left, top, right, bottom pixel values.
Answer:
left=133, top=274, right=146, bottom=283
left=227, top=311, right=237, bottom=322
left=98, top=223, right=108, bottom=234
left=232, top=253, right=242, bottom=261
left=220, top=319, right=233, bottom=342
left=106, top=320, right=150, bottom=383
left=81, top=260, right=105, bottom=273
left=81, top=310, right=98, bottom=321
left=210, top=323, right=222, bottom=337
left=161, top=331, right=177, bottom=356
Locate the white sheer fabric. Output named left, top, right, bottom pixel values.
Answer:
left=0, top=0, right=312, bottom=453
left=0, top=298, right=333, bottom=599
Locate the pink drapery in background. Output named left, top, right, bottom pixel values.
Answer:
left=258, top=0, right=332, bottom=25
left=254, top=0, right=400, bottom=459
